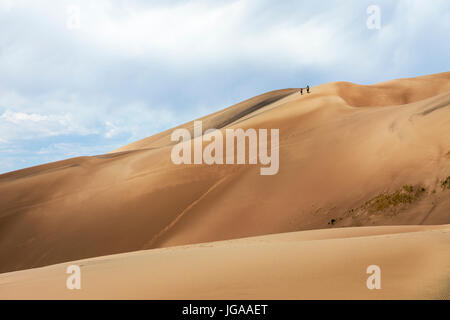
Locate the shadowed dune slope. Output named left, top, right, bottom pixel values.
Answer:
left=0, top=71, right=450, bottom=273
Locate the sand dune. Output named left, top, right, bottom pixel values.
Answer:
left=0, top=71, right=449, bottom=278
left=1, top=225, right=448, bottom=299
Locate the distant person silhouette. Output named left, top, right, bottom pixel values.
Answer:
left=300, top=88, right=303, bottom=95
left=306, top=85, right=310, bottom=94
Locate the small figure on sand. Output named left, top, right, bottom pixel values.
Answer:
left=300, top=86, right=311, bottom=95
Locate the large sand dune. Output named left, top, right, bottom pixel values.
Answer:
left=0, top=71, right=449, bottom=283
left=1, top=225, right=449, bottom=299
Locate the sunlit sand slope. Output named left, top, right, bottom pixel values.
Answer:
left=1, top=225, right=448, bottom=299
left=0, top=71, right=449, bottom=273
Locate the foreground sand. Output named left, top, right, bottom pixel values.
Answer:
left=1, top=225, right=449, bottom=299
left=1, top=72, right=449, bottom=274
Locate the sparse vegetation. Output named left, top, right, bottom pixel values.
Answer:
left=442, top=176, right=450, bottom=190
left=348, top=184, right=427, bottom=217
left=327, top=217, right=342, bottom=226
left=346, top=176, right=449, bottom=221
left=363, top=185, right=426, bottom=214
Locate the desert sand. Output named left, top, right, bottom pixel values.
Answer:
left=0, top=225, right=449, bottom=299
left=0, top=71, right=449, bottom=299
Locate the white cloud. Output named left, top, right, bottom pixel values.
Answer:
left=1, top=110, right=52, bottom=123
left=104, top=121, right=120, bottom=139
left=0, top=109, right=92, bottom=140
left=37, top=142, right=114, bottom=157
left=101, top=101, right=177, bottom=141
left=0, top=89, right=178, bottom=143
left=77, top=0, right=347, bottom=69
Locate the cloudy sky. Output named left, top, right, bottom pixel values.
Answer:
left=0, top=0, right=449, bottom=173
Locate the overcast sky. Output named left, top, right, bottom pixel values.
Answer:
left=0, top=0, right=449, bottom=173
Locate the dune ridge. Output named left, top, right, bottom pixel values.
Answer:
left=0, top=71, right=449, bottom=276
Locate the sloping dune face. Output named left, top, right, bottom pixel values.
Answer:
left=1, top=225, right=449, bottom=299
left=1, top=72, right=450, bottom=273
